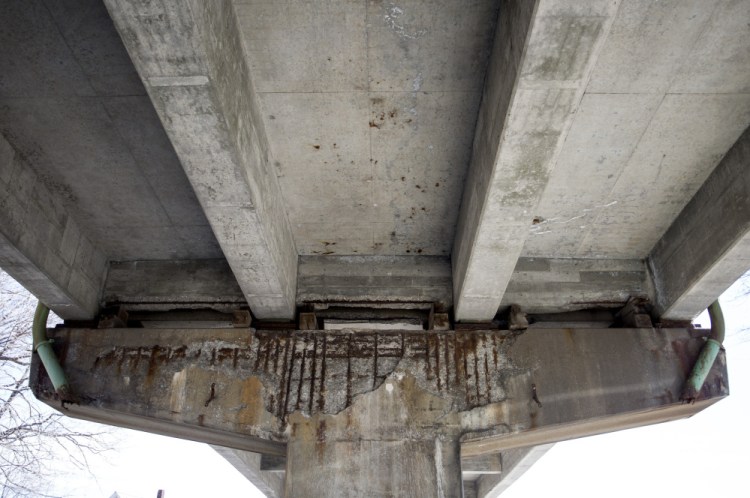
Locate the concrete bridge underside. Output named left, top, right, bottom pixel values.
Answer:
left=1, top=0, right=748, bottom=496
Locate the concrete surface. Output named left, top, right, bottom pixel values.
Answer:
left=297, top=255, right=453, bottom=309
left=452, top=0, right=619, bottom=321
left=103, top=260, right=245, bottom=311
left=238, top=0, right=497, bottom=257
left=3, top=2, right=750, bottom=494
left=500, top=258, right=652, bottom=314
left=2, top=0, right=749, bottom=325
left=649, top=125, right=750, bottom=319
left=0, top=133, right=106, bottom=319
left=104, top=0, right=299, bottom=319
left=0, top=0, right=221, bottom=262
left=525, top=0, right=750, bottom=261
left=32, top=325, right=727, bottom=497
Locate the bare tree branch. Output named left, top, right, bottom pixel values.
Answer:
left=0, top=271, right=113, bottom=497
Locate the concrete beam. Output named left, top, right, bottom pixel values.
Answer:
left=103, top=260, right=245, bottom=311
left=0, top=133, right=107, bottom=319
left=649, top=125, right=750, bottom=319
left=452, top=0, right=619, bottom=321
left=297, top=255, right=452, bottom=309
left=33, top=325, right=726, bottom=495
left=104, top=0, right=298, bottom=319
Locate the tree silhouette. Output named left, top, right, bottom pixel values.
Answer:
left=1, top=271, right=110, bottom=498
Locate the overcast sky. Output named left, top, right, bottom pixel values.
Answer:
left=502, top=276, right=750, bottom=498
left=3, top=271, right=748, bottom=497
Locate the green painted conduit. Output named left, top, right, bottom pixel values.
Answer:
left=681, top=300, right=725, bottom=403
left=32, top=302, right=72, bottom=401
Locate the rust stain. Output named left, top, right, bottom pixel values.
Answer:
left=172, top=345, right=187, bottom=360
left=434, top=335, right=441, bottom=391
left=491, top=334, right=498, bottom=369
left=239, top=377, right=264, bottom=427
left=145, top=345, right=166, bottom=389
left=424, top=334, right=432, bottom=380
left=315, top=420, right=327, bottom=459
left=373, top=333, right=379, bottom=389
left=444, top=334, right=451, bottom=388
left=263, top=334, right=273, bottom=372
left=671, top=340, right=693, bottom=377
left=484, top=355, right=491, bottom=403
left=346, top=334, right=353, bottom=407
left=318, top=335, right=327, bottom=411
left=84, top=329, right=522, bottom=421
left=278, top=333, right=292, bottom=419
left=272, top=334, right=281, bottom=373
left=564, top=328, right=576, bottom=344
left=473, top=350, right=480, bottom=404
left=454, top=334, right=463, bottom=389
left=58, top=330, right=70, bottom=366
left=310, top=334, right=318, bottom=413
left=296, top=337, right=307, bottom=411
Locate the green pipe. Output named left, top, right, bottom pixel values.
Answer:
left=32, top=302, right=72, bottom=400
left=681, top=300, right=725, bottom=402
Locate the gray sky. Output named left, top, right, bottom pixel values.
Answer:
left=4, top=272, right=748, bottom=497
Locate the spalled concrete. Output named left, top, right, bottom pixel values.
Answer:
left=452, top=0, right=619, bottom=321
left=0, top=133, right=106, bottom=319
left=32, top=325, right=727, bottom=497
left=284, top=377, right=463, bottom=498
left=3, top=1, right=749, bottom=494
left=104, top=0, right=298, bottom=319
left=649, top=124, right=750, bottom=319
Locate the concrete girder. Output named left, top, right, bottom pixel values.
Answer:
left=32, top=326, right=726, bottom=497
left=0, top=134, right=107, bottom=319
left=649, top=124, right=750, bottom=320
left=103, top=0, right=298, bottom=319
left=452, top=0, right=619, bottom=321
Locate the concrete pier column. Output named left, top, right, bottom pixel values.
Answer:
left=284, top=375, right=462, bottom=498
